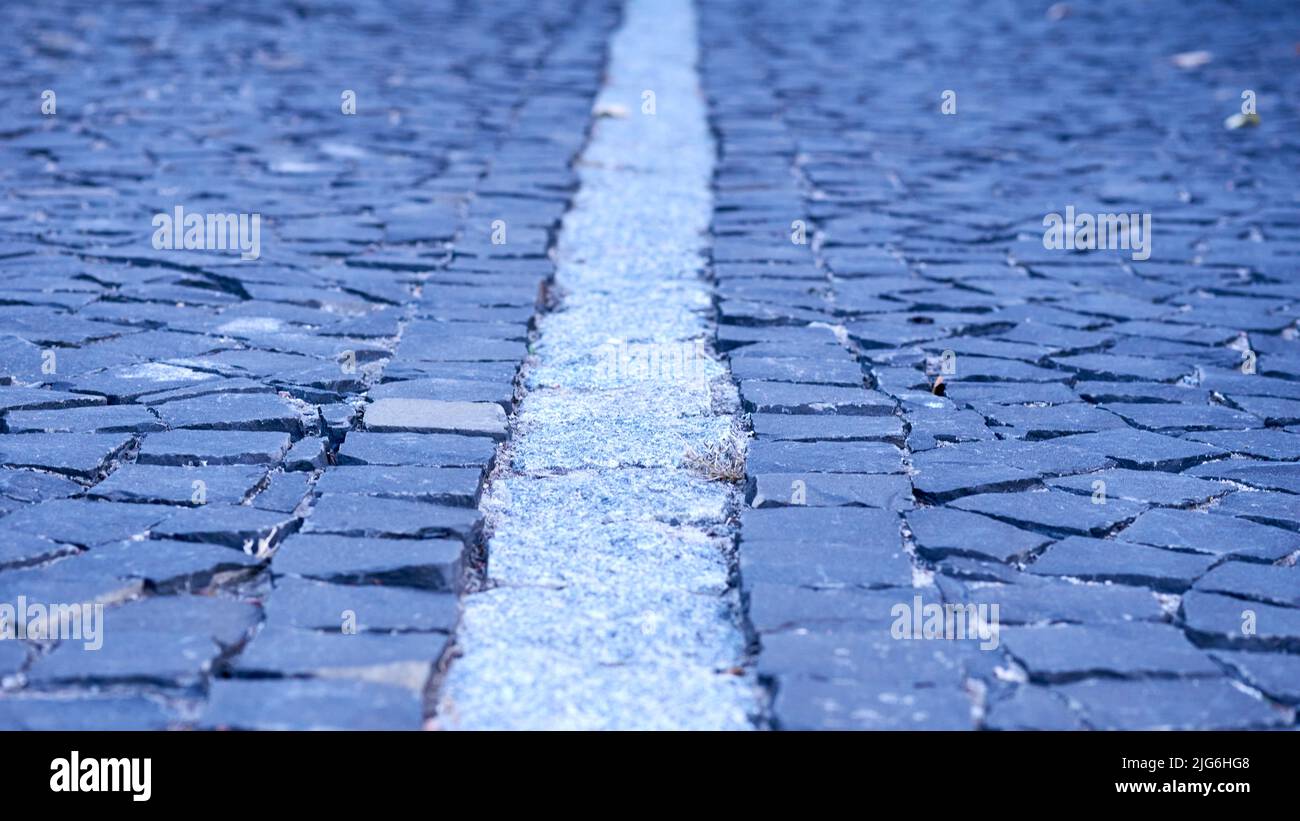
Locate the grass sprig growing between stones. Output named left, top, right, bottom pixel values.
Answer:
left=683, top=430, right=747, bottom=483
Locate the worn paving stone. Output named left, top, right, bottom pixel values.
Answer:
left=152, top=392, right=305, bottom=434
left=0, top=500, right=172, bottom=547
left=136, top=430, right=291, bottom=466
left=65, top=539, right=261, bottom=592
left=3, top=405, right=163, bottom=434
left=313, top=466, right=481, bottom=506
left=1193, top=561, right=1299, bottom=608
left=302, top=493, right=479, bottom=541
left=1210, top=651, right=1300, bottom=704
left=746, top=440, right=902, bottom=474
left=943, top=576, right=1164, bottom=625
left=336, top=431, right=496, bottom=468
left=0, top=695, right=176, bottom=730
left=0, top=534, right=80, bottom=570
left=950, top=489, right=1146, bottom=537
left=363, top=398, right=507, bottom=439
left=272, top=534, right=463, bottom=591
left=1027, top=535, right=1216, bottom=592
left=771, top=677, right=975, bottom=730
left=152, top=505, right=296, bottom=553
left=230, top=626, right=446, bottom=690
left=748, top=473, right=912, bottom=509
left=1181, top=590, right=1300, bottom=650
left=907, top=507, right=1049, bottom=563
left=0, top=433, right=132, bottom=478
left=749, top=413, right=904, bottom=443
left=1046, top=468, right=1231, bottom=507
left=89, top=464, right=266, bottom=505
left=250, top=470, right=313, bottom=513
left=1117, top=508, right=1298, bottom=561
left=262, top=576, right=458, bottom=633
left=1058, top=677, right=1291, bottom=730
left=1001, top=622, right=1220, bottom=682
left=200, top=678, right=423, bottom=730
left=983, top=686, right=1083, bottom=731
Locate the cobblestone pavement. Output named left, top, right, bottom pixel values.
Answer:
left=701, top=0, right=1300, bottom=729
left=0, top=0, right=617, bottom=729
left=1, top=0, right=1298, bottom=730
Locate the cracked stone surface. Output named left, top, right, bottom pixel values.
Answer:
left=701, top=0, right=1300, bottom=730
left=2, top=0, right=1298, bottom=732
left=0, top=0, right=618, bottom=728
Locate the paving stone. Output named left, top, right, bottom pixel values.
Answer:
left=729, top=357, right=863, bottom=385
left=1182, top=429, right=1300, bottom=460
left=368, top=377, right=513, bottom=409
left=738, top=381, right=894, bottom=415
left=68, top=538, right=261, bottom=592
left=363, top=398, right=507, bottom=439
left=0, top=533, right=79, bottom=570
left=272, top=534, right=463, bottom=590
left=136, top=430, right=291, bottom=466
left=0, top=499, right=172, bottom=547
left=1181, top=590, right=1300, bottom=650
left=746, top=440, right=902, bottom=474
left=0, top=433, right=132, bottom=478
left=153, top=392, right=304, bottom=434
left=745, top=583, right=903, bottom=632
left=263, top=576, right=458, bottom=633
left=1000, top=622, right=1220, bottom=682
left=1101, top=402, right=1261, bottom=433
left=282, top=436, right=328, bottom=471
left=313, top=466, right=482, bottom=506
left=1046, top=468, right=1231, bottom=506
left=0, top=695, right=175, bottom=730
left=1059, top=429, right=1225, bottom=471
left=1051, top=353, right=1190, bottom=382
left=200, top=678, right=423, bottom=730
left=0, top=468, right=82, bottom=504
left=336, top=432, right=496, bottom=468
left=1117, top=508, right=1297, bottom=561
left=1185, top=460, right=1300, bottom=494
left=251, top=470, right=313, bottom=513
left=943, top=575, right=1163, bottom=625
left=771, top=677, right=975, bottom=730
left=89, top=464, right=266, bottom=505
left=1210, top=650, right=1300, bottom=704
left=26, top=631, right=223, bottom=688
left=749, top=413, right=904, bottom=443
left=0, top=639, right=28, bottom=677
left=1193, top=561, right=1299, bottom=608
left=1211, top=490, right=1300, bottom=531
left=1027, top=535, right=1216, bottom=592
left=907, top=507, right=1049, bottom=562
left=299, top=493, right=478, bottom=542
left=230, top=626, right=446, bottom=690
left=0, top=387, right=105, bottom=413
left=983, top=685, right=1085, bottom=730
left=152, top=505, right=296, bottom=553
left=748, top=473, right=911, bottom=509
left=3, top=405, right=163, bottom=434
left=1059, top=677, right=1290, bottom=730
left=950, top=489, right=1146, bottom=537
